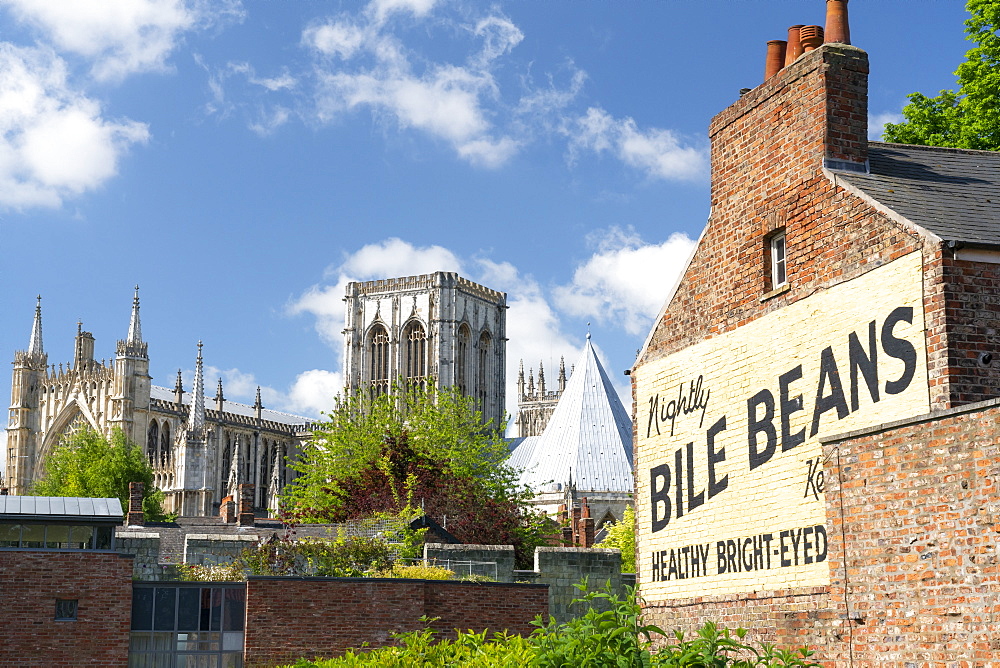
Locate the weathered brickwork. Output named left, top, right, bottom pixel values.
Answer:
left=0, top=551, right=133, bottom=667
left=941, top=256, right=1000, bottom=405
left=819, top=399, right=1000, bottom=664
left=243, top=577, right=547, bottom=667
left=632, top=39, right=1000, bottom=664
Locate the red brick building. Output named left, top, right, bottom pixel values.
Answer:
left=631, top=5, right=1000, bottom=665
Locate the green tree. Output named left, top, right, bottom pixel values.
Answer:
left=33, top=427, right=170, bottom=521
left=596, top=504, right=636, bottom=572
left=281, top=381, right=554, bottom=567
left=884, top=0, right=1000, bottom=150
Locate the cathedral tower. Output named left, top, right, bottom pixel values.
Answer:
left=6, top=297, right=48, bottom=494
left=343, top=272, right=507, bottom=428
left=110, top=287, right=151, bottom=447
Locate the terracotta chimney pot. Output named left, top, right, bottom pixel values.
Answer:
left=764, top=40, right=787, bottom=80
left=825, top=0, right=850, bottom=44
left=799, top=25, right=824, bottom=52
left=785, top=25, right=804, bottom=65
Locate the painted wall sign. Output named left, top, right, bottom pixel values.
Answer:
left=635, top=251, right=929, bottom=600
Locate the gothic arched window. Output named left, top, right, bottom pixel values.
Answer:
left=147, top=421, right=159, bottom=462
left=259, top=441, right=271, bottom=508
left=477, top=331, right=491, bottom=410
left=403, top=321, right=427, bottom=390
left=368, top=324, right=390, bottom=397
left=160, top=422, right=170, bottom=465
left=456, top=324, right=470, bottom=396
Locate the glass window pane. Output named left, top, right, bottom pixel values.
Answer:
left=222, top=632, right=243, bottom=652
left=132, top=588, right=155, bottom=630
left=222, top=589, right=245, bottom=631
left=176, top=654, right=218, bottom=668
left=46, top=525, right=71, bottom=549
left=210, top=589, right=222, bottom=632
left=21, top=524, right=44, bottom=548
left=220, top=653, right=243, bottom=668
left=177, top=588, right=201, bottom=632
left=96, top=525, right=113, bottom=549
left=152, top=632, right=173, bottom=652
left=0, top=523, right=20, bottom=547
left=153, top=588, right=177, bottom=631
left=70, top=525, right=95, bottom=550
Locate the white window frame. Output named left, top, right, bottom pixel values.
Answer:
left=770, top=231, right=787, bottom=288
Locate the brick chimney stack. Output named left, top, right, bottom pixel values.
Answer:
left=127, top=482, right=145, bottom=526
left=238, top=483, right=255, bottom=526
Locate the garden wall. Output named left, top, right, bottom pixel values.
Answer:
left=243, top=577, right=548, bottom=666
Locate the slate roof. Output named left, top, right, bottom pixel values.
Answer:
left=149, top=386, right=314, bottom=425
left=0, top=495, right=123, bottom=522
left=830, top=142, right=1000, bottom=246
left=508, top=335, right=634, bottom=493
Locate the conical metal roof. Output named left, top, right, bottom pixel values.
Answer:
left=512, top=335, right=634, bottom=493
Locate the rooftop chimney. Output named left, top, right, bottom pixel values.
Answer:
left=825, top=0, right=850, bottom=45
left=764, top=40, right=788, bottom=80
left=799, top=25, right=824, bottom=52
left=785, top=25, right=804, bottom=66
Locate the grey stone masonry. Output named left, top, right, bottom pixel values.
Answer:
left=535, top=547, right=624, bottom=623
left=117, top=532, right=170, bottom=581
left=424, top=543, right=627, bottom=623
left=423, top=543, right=515, bottom=582
left=185, top=533, right=260, bottom=566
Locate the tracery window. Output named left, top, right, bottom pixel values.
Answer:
left=147, top=421, right=159, bottom=463
left=456, top=324, right=470, bottom=395
left=403, top=322, right=427, bottom=390
left=369, top=324, right=391, bottom=397
left=160, top=421, right=171, bottom=465
left=477, top=332, right=491, bottom=411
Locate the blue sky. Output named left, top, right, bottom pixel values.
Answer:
left=0, top=0, right=972, bottom=455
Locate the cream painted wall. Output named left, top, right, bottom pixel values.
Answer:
left=634, top=251, right=929, bottom=600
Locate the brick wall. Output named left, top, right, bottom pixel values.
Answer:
left=243, top=577, right=547, bottom=666
left=818, top=399, right=1000, bottom=664
left=0, top=550, right=133, bottom=667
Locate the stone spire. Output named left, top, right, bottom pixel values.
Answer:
left=188, top=342, right=205, bottom=433
left=517, top=360, right=525, bottom=399
left=174, top=369, right=184, bottom=405
left=126, top=285, right=142, bottom=345
left=538, top=361, right=546, bottom=395
left=215, top=378, right=225, bottom=412
left=27, top=295, right=43, bottom=357
left=558, top=356, right=567, bottom=392
left=254, top=386, right=263, bottom=420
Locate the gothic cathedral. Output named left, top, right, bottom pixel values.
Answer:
left=6, top=291, right=312, bottom=517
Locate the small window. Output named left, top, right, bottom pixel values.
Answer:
left=55, top=599, right=78, bottom=621
left=770, top=231, right=787, bottom=288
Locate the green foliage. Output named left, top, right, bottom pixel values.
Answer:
left=374, top=564, right=456, bottom=580
left=282, top=381, right=555, bottom=568
left=32, top=427, right=170, bottom=521
left=281, top=581, right=821, bottom=667
left=884, top=0, right=1000, bottom=150
left=596, top=505, right=636, bottom=572
left=530, top=580, right=664, bottom=667
left=178, top=533, right=394, bottom=581
left=290, top=627, right=534, bottom=668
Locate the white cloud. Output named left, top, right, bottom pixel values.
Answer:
left=284, top=369, right=344, bottom=417
left=568, top=107, right=707, bottom=181
left=3, top=0, right=241, bottom=82
left=338, top=237, right=463, bottom=278
left=305, top=1, right=521, bottom=168
left=553, top=227, right=696, bottom=336
left=0, top=44, right=149, bottom=209
left=869, top=111, right=903, bottom=141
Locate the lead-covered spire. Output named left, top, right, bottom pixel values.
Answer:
left=188, top=341, right=206, bottom=433
left=27, top=295, right=43, bottom=356
left=127, top=285, right=142, bottom=345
